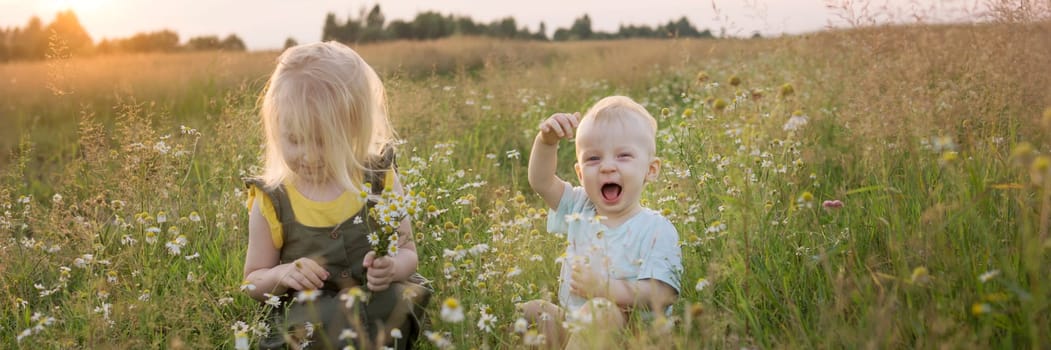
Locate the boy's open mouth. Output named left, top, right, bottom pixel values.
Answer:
left=601, top=183, right=622, bottom=202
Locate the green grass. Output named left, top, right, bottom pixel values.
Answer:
left=2, top=21, right=1050, bottom=349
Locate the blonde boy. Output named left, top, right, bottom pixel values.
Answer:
left=522, top=96, right=683, bottom=348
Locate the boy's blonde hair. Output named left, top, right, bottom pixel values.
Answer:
left=259, top=41, right=395, bottom=192
left=577, top=95, right=658, bottom=156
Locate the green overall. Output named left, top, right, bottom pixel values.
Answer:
left=248, top=150, right=430, bottom=350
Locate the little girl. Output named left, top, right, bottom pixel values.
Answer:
left=243, top=41, right=428, bottom=349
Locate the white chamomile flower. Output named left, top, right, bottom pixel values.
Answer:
left=296, top=290, right=319, bottom=303
left=439, top=297, right=464, bottom=323
left=263, top=293, right=281, bottom=307
left=695, top=277, right=710, bottom=291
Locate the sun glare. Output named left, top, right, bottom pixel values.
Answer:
left=45, top=0, right=111, bottom=16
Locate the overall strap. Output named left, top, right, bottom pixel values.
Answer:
left=271, top=186, right=294, bottom=228
left=243, top=177, right=293, bottom=228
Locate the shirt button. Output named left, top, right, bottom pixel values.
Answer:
left=340, top=271, right=350, bottom=278
left=330, top=231, right=339, bottom=239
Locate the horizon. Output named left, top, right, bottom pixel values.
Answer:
left=1, top=1, right=991, bottom=50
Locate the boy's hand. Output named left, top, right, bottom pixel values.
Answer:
left=538, top=112, right=580, bottom=145
left=278, top=257, right=329, bottom=291
left=570, top=263, right=608, bottom=298
left=363, top=251, right=396, bottom=291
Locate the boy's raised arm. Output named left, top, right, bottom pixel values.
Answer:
left=528, top=112, right=579, bottom=209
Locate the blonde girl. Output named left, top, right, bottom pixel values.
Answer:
left=243, top=41, right=428, bottom=350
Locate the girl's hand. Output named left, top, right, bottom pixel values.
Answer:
left=570, top=263, right=607, bottom=298
left=363, top=251, right=396, bottom=291
left=538, top=112, right=580, bottom=145
left=278, top=257, right=329, bottom=290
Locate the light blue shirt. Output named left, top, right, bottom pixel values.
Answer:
left=547, top=184, right=683, bottom=313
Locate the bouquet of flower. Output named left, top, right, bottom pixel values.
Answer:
left=363, top=183, right=424, bottom=257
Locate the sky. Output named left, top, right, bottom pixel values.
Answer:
left=0, top=0, right=988, bottom=51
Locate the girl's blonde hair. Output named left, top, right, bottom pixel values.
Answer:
left=259, top=41, right=395, bottom=192
left=577, top=95, right=658, bottom=155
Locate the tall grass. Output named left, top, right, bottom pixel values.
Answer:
left=2, top=12, right=1050, bottom=350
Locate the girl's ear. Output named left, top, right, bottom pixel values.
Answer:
left=645, top=158, right=661, bottom=182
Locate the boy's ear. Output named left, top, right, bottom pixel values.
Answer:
left=574, top=162, right=583, bottom=182
left=645, top=158, right=661, bottom=182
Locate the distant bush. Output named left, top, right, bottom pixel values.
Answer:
left=321, top=5, right=713, bottom=44
left=1, top=7, right=710, bottom=61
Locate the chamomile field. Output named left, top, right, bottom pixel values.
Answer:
left=2, top=20, right=1050, bottom=349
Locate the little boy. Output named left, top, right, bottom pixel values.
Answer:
left=522, top=95, right=683, bottom=348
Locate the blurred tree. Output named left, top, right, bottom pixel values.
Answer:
left=552, top=28, right=571, bottom=41
left=283, top=37, right=298, bottom=50
left=187, top=35, right=221, bottom=50
left=0, top=29, right=9, bottom=61
left=220, top=34, right=246, bottom=51
left=454, top=16, right=482, bottom=36
left=618, top=24, right=656, bottom=38
left=387, top=20, right=414, bottom=40
left=12, top=16, right=47, bottom=59
left=95, top=38, right=115, bottom=54
left=46, top=10, right=92, bottom=54
left=365, top=5, right=385, bottom=29
left=569, top=14, right=593, bottom=40
left=662, top=17, right=704, bottom=38
left=123, top=30, right=179, bottom=52
left=412, top=12, right=451, bottom=39
left=322, top=11, right=364, bottom=43
left=180, top=34, right=245, bottom=51
left=343, top=17, right=364, bottom=43
left=490, top=17, right=518, bottom=39
left=322, top=12, right=340, bottom=41
left=314, top=7, right=712, bottom=43
left=361, top=5, right=386, bottom=42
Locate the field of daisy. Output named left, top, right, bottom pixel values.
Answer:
left=2, top=15, right=1050, bottom=350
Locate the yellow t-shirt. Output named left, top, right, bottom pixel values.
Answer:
left=246, top=172, right=394, bottom=248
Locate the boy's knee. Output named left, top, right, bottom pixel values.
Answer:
left=519, top=300, right=568, bottom=349
left=577, top=298, right=625, bottom=328
left=518, top=300, right=554, bottom=321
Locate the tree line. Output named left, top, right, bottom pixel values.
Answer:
left=0, top=10, right=246, bottom=62
left=323, top=5, right=713, bottom=43
left=1, top=7, right=716, bottom=62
